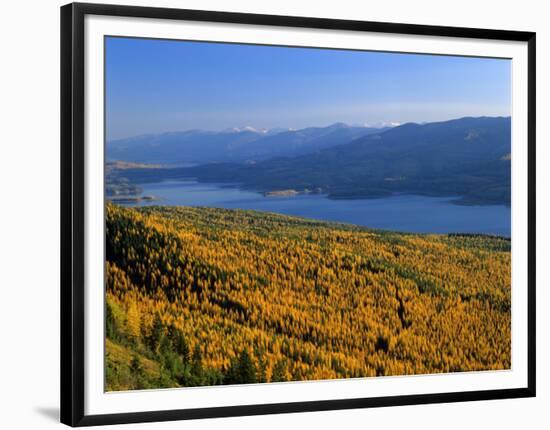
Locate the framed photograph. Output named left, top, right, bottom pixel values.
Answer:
left=60, top=2, right=536, bottom=426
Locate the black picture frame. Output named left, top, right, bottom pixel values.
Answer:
left=60, top=2, right=536, bottom=426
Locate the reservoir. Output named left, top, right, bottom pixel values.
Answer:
left=123, top=180, right=511, bottom=237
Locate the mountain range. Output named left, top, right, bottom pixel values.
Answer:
left=107, top=123, right=388, bottom=165
left=110, top=117, right=511, bottom=206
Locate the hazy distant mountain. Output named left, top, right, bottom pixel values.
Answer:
left=107, top=123, right=388, bottom=165
left=178, top=117, right=511, bottom=205
left=107, top=129, right=263, bottom=165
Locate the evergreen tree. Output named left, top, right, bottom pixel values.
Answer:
left=271, top=359, right=288, bottom=383
left=105, top=302, right=118, bottom=341
left=148, top=314, right=164, bottom=354
left=238, top=349, right=257, bottom=384
left=191, top=344, right=203, bottom=377
left=130, top=355, right=142, bottom=374
left=172, top=330, right=190, bottom=364
left=225, top=349, right=257, bottom=384
left=130, top=354, right=150, bottom=390
left=159, top=334, right=171, bottom=356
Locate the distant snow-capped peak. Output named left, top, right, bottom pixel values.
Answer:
left=223, top=126, right=295, bottom=135
left=363, top=121, right=401, bottom=128
left=223, top=126, right=259, bottom=133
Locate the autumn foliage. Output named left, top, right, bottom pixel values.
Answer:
left=105, top=203, right=511, bottom=391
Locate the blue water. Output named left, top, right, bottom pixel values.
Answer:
left=128, top=180, right=511, bottom=237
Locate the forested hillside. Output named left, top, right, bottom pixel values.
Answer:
left=183, top=117, right=511, bottom=205
left=105, top=203, right=511, bottom=391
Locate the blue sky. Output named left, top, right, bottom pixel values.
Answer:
left=106, top=37, right=511, bottom=141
